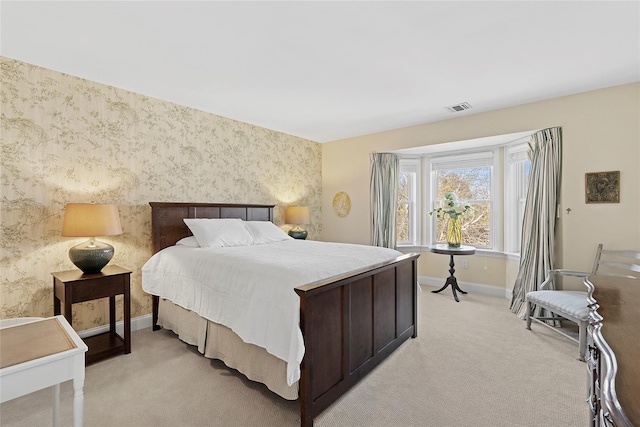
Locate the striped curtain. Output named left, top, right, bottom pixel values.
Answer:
left=370, top=153, right=399, bottom=248
left=510, top=127, right=562, bottom=319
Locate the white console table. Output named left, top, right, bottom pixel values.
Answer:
left=0, top=315, right=88, bottom=427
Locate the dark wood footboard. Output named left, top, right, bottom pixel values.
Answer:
left=295, top=252, right=419, bottom=427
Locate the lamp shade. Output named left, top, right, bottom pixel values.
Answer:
left=62, top=203, right=122, bottom=274
left=62, top=203, right=123, bottom=237
left=285, top=206, right=310, bottom=225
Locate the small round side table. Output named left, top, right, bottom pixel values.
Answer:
left=429, top=244, right=476, bottom=302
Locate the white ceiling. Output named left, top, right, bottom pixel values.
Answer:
left=1, top=1, right=639, bottom=143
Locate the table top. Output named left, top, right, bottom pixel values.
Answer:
left=429, top=244, right=476, bottom=256
left=0, top=316, right=87, bottom=371
left=51, top=264, right=131, bottom=282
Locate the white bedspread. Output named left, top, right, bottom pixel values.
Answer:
left=142, top=240, right=403, bottom=385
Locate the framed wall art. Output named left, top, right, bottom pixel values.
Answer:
left=585, top=170, right=620, bottom=203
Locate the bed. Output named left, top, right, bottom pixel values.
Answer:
left=143, top=202, right=420, bottom=427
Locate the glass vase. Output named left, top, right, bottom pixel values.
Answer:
left=446, top=216, right=462, bottom=247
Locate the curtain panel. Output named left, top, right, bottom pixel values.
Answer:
left=370, top=153, right=399, bottom=249
left=510, top=127, right=562, bottom=319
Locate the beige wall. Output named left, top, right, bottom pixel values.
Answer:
left=0, top=57, right=322, bottom=328
left=2, top=55, right=637, bottom=327
left=322, top=83, right=640, bottom=292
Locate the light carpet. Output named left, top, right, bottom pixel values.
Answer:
left=1, top=286, right=588, bottom=427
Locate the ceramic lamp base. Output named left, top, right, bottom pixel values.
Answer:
left=69, top=238, right=114, bottom=274
left=288, top=227, right=308, bottom=240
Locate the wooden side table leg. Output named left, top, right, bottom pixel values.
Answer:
left=431, top=255, right=468, bottom=302
left=109, top=296, right=116, bottom=333
left=64, top=283, right=73, bottom=326
left=53, top=278, right=61, bottom=316
left=124, top=274, right=131, bottom=354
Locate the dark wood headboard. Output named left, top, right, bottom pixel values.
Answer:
left=149, top=202, right=275, bottom=253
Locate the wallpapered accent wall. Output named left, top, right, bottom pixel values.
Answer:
left=0, top=57, right=322, bottom=330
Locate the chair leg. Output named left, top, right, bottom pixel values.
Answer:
left=578, top=321, right=587, bottom=362
left=525, top=300, right=533, bottom=330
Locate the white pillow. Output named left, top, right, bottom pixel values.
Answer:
left=245, top=221, right=292, bottom=245
left=176, top=236, right=200, bottom=247
left=183, top=218, right=254, bottom=248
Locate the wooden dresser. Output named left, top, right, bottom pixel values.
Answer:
left=585, top=275, right=639, bottom=427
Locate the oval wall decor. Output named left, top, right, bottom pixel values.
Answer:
left=332, top=192, right=351, bottom=217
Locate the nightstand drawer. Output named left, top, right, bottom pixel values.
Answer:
left=67, top=276, right=127, bottom=302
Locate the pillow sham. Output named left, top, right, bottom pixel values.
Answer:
left=245, top=221, right=292, bottom=245
left=175, top=236, right=200, bottom=247
left=183, top=218, right=254, bottom=248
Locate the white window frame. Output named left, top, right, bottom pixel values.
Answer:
left=504, top=140, right=531, bottom=254
left=396, top=130, right=538, bottom=254
left=397, top=158, right=420, bottom=246
left=427, top=149, right=499, bottom=250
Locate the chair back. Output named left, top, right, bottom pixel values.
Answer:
left=592, top=244, right=640, bottom=279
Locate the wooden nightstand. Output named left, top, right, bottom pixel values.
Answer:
left=52, top=265, right=131, bottom=364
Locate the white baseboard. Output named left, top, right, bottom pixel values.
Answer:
left=76, top=314, right=153, bottom=339
left=419, top=276, right=510, bottom=299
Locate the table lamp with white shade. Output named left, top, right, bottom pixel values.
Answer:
left=61, top=203, right=123, bottom=274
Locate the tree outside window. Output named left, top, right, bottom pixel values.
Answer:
left=434, top=167, right=491, bottom=247
left=397, top=172, right=411, bottom=243
left=397, top=162, right=418, bottom=245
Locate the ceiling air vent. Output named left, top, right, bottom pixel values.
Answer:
left=445, top=102, right=472, bottom=113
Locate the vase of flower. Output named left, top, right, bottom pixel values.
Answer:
left=428, top=192, right=471, bottom=247
left=446, top=216, right=462, bottom=247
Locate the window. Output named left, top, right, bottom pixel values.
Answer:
left=397, top=159, right=419, bottom=245
left=504, top=143, right=531, bottom=253
left=429, top=151, right=496, bottom=249
left=396, top=131, right=536, bottom=253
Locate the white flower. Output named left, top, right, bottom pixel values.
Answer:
left=428, top=192, right=472, bottom=220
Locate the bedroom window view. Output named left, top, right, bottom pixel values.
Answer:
left=397, top=170, right=416, bottom=244
left=433, top=166, right=491, bottom=247
left=430, top=151, right=495, bottom=249
left=505, top=145, right=532, bottom=253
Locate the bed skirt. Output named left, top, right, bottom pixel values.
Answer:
left=157, top=298, right=299, bottom=400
